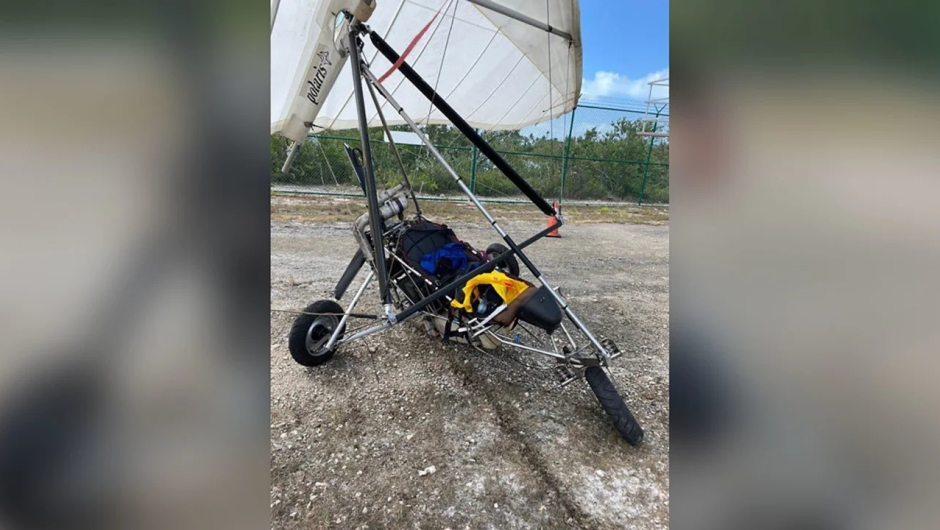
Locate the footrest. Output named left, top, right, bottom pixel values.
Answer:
left=553, top=363, right=576, bottom=385
left=601, top=338, right=621, bottom=355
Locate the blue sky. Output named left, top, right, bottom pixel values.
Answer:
left=520, top=1, right=669, bottom=138
left=578, top=0, right=669, bottom=103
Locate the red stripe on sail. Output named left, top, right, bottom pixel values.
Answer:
left=376, top=4, right=445, bottom=84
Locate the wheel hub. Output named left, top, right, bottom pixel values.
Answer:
left=305, top=315, right=338, bottom=354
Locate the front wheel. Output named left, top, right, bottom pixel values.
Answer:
left=584, top=366, right=644, bottom=445
left=288, top=300, right=345, bottom=366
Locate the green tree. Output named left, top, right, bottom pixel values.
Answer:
left=271, top=114, right=669, bottom=202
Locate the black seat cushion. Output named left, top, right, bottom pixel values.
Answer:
left=516, top=286, right=563, bottom=333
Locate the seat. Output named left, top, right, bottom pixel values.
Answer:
left=516, top=286, right=563, bottom=333
left=400, top=221, right=460, bottom=270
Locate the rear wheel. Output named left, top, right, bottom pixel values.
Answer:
left=288, top=300, right=345, bottom=367
left=485, top=243, right=520, bottom=277
left=584, top=366, right=644, bottom=445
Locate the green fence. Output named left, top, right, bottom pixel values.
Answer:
left=271, top=103, right=669, bottom=205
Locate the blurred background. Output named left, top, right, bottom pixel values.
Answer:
left=0, top=1, right=270, bottom=529
left=670, top=0, right=940, bottom=528
left=3, top=0, right=940, bottom=528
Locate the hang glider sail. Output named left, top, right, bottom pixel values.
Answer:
left=271, top=0, right=582, bottom=142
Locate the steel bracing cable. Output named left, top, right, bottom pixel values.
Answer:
left=364, top=74, right=424, bottom=217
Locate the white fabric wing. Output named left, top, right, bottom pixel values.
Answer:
left=271, top=0, right=581, bottom=136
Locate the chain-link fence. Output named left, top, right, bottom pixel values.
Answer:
left=271, top=103, right=669, bottom=205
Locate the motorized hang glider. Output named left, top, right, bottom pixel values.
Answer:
left=270, top=1, right=645, bottom=444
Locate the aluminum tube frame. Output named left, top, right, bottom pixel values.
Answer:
left=359, top=60, right=612, bottom=360
left=466, top=0, right=573, bottom=41
left=325, top=270, right=374, bottom=351
left=484, top=330, right=568, bottom=361
left=336, top=321, right=393, bottom=346
left=281, top=141, right=301, bottom=174
left=348, top=26, right=392, bottom=310
left=559, top=321, right=578, bottom=350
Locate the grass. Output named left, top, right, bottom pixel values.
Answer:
left=271, top=194, right=669, bottom=226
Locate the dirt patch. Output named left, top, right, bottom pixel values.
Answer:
left=271, top=197, right=669, bottom=529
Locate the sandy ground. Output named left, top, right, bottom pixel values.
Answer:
left=271, top=197, right=669, bottom=529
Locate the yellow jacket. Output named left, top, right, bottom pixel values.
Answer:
left=450, top=271, right=530, bottom=312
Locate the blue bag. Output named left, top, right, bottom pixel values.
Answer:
left=420, top=242, right=470, bottom=275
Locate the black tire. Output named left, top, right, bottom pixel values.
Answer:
left=584, top=366, right=644, bottom=445
left=485, top=243, right=520, bottom=277
left=288, top=300, right=345, bottom=367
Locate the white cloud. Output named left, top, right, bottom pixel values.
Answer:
left=581, top=68, right=669, bottom=101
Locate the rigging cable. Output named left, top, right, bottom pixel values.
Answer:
left=423, top=0, right=458, bottom=128
left=365, top=73, right=424, bottom=217
left=418, top=0, right=458, bottom=165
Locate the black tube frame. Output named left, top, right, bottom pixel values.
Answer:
left=334, top=248, right=365, bottom=300
left=348, top=27, right=391, bottom=305
left=369, top=30, right=557, bottom=217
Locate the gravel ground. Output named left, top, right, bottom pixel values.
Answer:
left=271, top=204, right=669, bottom=529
